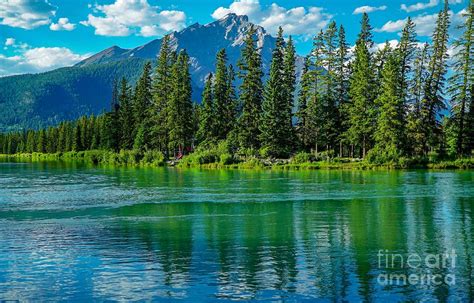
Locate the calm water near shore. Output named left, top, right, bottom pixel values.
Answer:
left=0, top=161, right=473, bottom=301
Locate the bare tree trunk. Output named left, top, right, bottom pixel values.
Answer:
left=362, top=135, right=366, bottom=158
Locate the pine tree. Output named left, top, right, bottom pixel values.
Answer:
left=133, top=62, right=153, bottom=150
left=346, top=13, right=376, bottom=158
left=167, top=50, right=194, bottom=154
left=197, top=73, right=216, bottom=143
left=104, top=85, right=121, bottom=151
left=225, top=64, right=238, bottom=134
left=322, top=21, right=339, bottom=151
left=151, top=35, right=174, bottom=152
left=73, top=123, right=82, bottom=151
left=374, top=41, right=392, bottom=94
left=421, top=0, right=450, bottom=154
left=260, top=27, right=292, bottom=157
left=371, top=53, right=405, bottom=162
left=283, top=35, right=296, bottom=145
left=407, top=43, right=430, bottom=156
left=448, top=3, right=473, bottom=155
left=213, top=49, right=233, bottom=140
left=237, top=26, right=264, bottom=151
left=36, top=129, right=46, bottom=153
left=307, top=30, right=325, bottom=154
left=296, top=56, right=312, bottom=150
left=397, top=17, right=418, bottom=101
left=118, top=78, right=134, bottom=149
left=335, top=24, right=349, bottom=156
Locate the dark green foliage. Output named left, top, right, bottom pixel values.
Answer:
left=197, top=74, right=216, bottom=143
left=407, top=43, right=430, bottom=156
left=133, top=62, right=153, bottom=150
left=345, top=13, right=376, bottom=158
left=397, top=17, right=418, bottom=102
left=118, top=78, right=134, bottom=150
left=369, top=53, right=405, bottom=163
left=213, top=49, right=237, bottom=140
left=421, top=0, right=451, bottom=154
left=167, top=50, right=195, bottom=153
left=448, top=2, right=473, bottom=156
left=335, top=25, right=350, bottom=156
left=296, top=57, right=312, bottom=150
left=151, top=35, right=174, bottom=152
left=237, top=26, right=264, bottom=150
left=260, top=27, right=295, bottom=158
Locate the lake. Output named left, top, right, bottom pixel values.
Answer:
left=0, top=162, right=473, bottom=301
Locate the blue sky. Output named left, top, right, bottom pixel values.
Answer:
left=0, top=0, right=469, bottom=76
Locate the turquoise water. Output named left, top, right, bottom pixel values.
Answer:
left=0, top=162, right=473, bottom=301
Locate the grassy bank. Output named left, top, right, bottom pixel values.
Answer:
left=0, top=150, right=166, bottom=167
left=1, top=150, right=473, bottom=170
left=179, top=157, right=474, bottom=170
left=176, top=148, right=474, bottom=170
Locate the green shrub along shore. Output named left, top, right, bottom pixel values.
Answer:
left=1, top=149, right=473, bottom=170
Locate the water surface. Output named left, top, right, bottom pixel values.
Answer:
left=0, top=162, right=473, bottom=301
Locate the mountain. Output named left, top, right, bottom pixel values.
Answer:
left=0, top=14, right=288, bottom=132
left=76, top=14, right=277, bottom=86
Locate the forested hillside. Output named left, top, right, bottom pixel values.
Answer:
left=0, top=59, right=147, bottom=132
left=0, top=14, right=276, bottom=131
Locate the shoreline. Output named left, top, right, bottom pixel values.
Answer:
left=1, top=151, right=473, bottom=170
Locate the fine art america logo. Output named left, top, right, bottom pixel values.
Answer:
left=377, top=250, right=457, bottom=286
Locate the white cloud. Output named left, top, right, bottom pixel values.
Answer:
left=3, top=38, right=29, bottom=50
left=376, top=9, right=466, bottom=36
left=50, top=17, right=76, bottom=31
left=211, top=0, right=332, bottom=36
left=374, top=39, right=400, bottom=52
left=401, top=0, right=438, bottom=13
left=5, top=38, right=15, bottom=46
left=0, top=47, right=90, bottom=77
left=81, top=0, right=186, bottom=37
left=353, top=5, right=387, bottom=15
left=0, top=0, right=56, bottom=29
left=401, top=0, right=464, bottom=13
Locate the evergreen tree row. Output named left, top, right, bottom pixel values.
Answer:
left=1, top=0, right=473, bottom=162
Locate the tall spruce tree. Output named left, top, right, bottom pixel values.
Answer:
left=283, top=35, right=297, bottom=145
left=151, top=35, right=174, bottom=152
left=197, top=73, right=216, bottom=143
left=103, top=82, right=121, bottom=151
left=307, top=30, right=325, bottom=154
left=133, top=62, right=153, bottom=150
left=213, top=49, right=234, bottom=140
left=167, top=50, right=194, bottom=154
left=237, top=26, right=264, bottom=150
left=260, top=27, right=292, bottom=157
left=374, top=41, right=392, bottom=94
left=335, top=24, right=350, bottom=156
left=118, top=77, right=134, bottom=149
left=296, top=56, right=313, bottom=150
left=448, top=3, right=473, bottom=155
left=397, top=17, right=418, bottom=101
left=371, top=53, right=405, bottom=162
left=322, top=21, right=339, bottom=151
left=421, top=0, right=450, bottom=154
left=225, top=64, right=238, bottom=133
left=407, top=43, right=430, bottom=156
left=346, top=13, right=376, bottom=158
